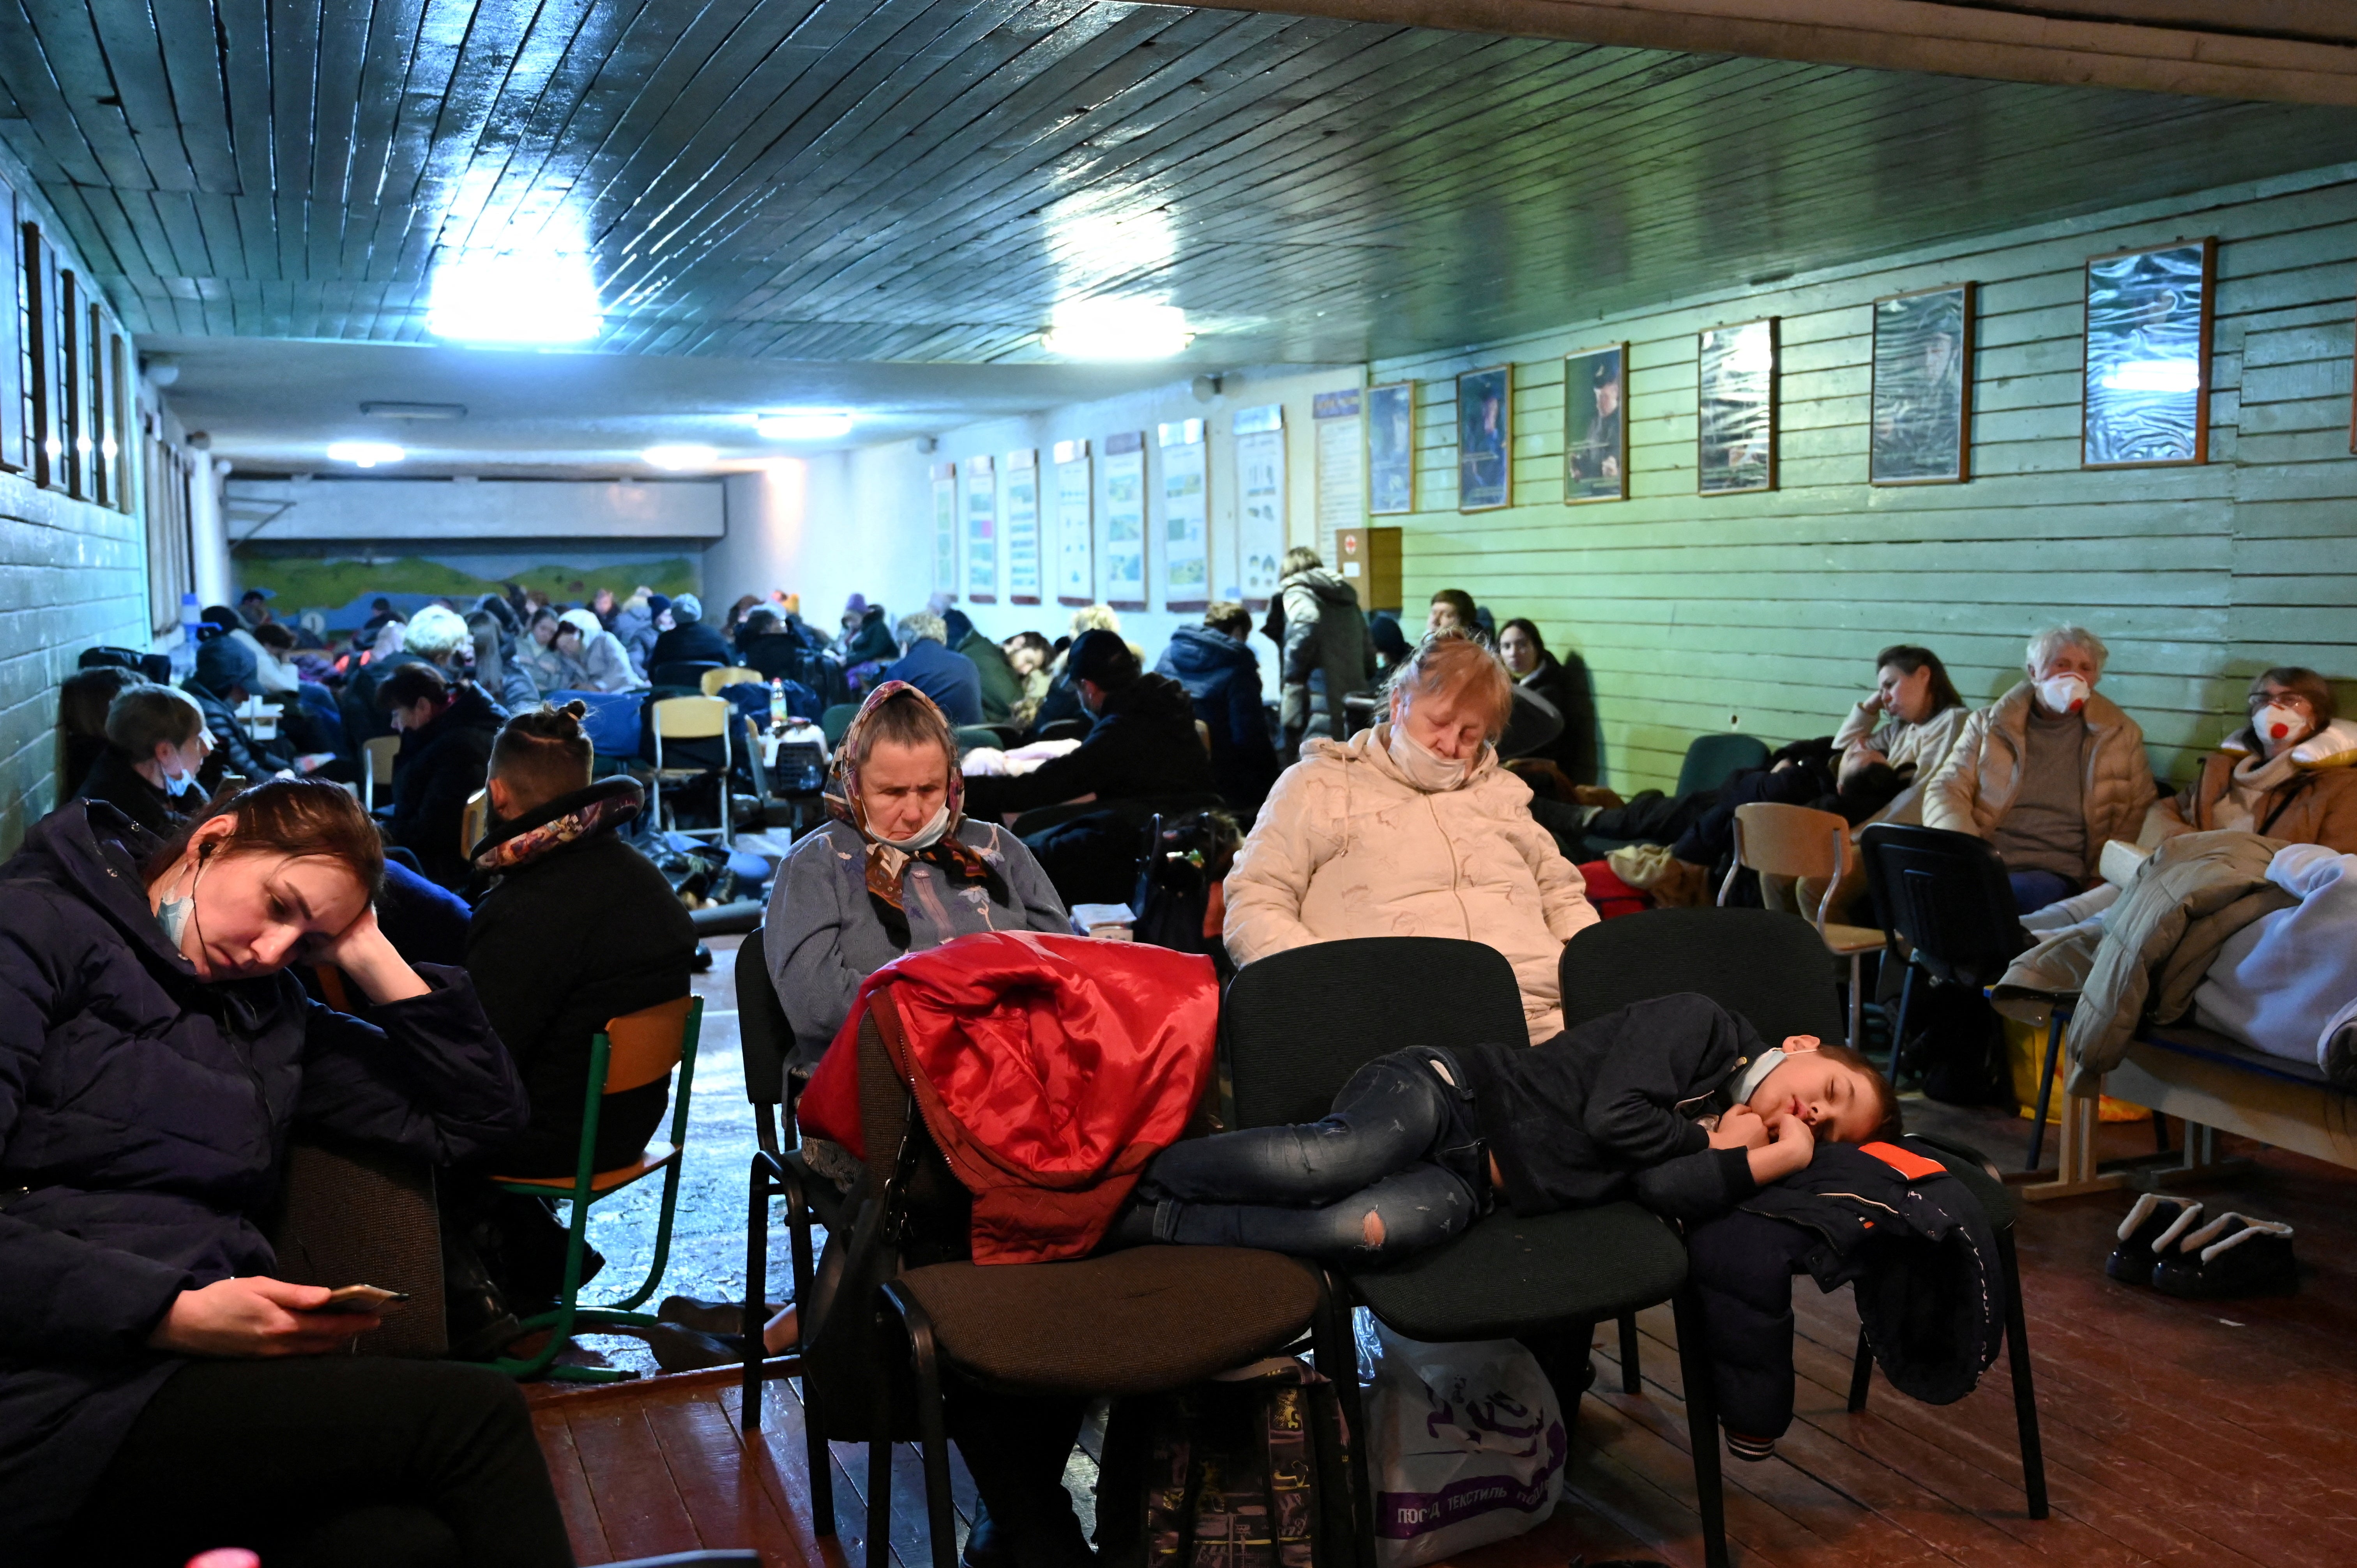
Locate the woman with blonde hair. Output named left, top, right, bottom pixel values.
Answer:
left=1225, top=630, right=1597, bottom=1042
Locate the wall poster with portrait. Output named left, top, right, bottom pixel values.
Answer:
left=2083, top=238, right=2213, bottom=468
left=1697, top=319, right=1775, bottom=494
left=1366, top=381, right=1414, bottom=515
left=1563, top=344, right=1627, bottom=502
left=1456, top=365, right=1511, bottom=512
left=1871, top=284, right=1974, bottom=485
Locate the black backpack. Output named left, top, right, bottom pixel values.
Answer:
left=1095, top=1358, right=1357, bottom=1567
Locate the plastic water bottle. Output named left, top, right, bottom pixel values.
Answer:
left=769, top=678, right=788, bottom=729
left=170, top=592, right=201, bottom=680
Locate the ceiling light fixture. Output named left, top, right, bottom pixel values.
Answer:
left=426, top=253, right=603, bottom=344
left=361, top=401, right=469, bottom=420
left=643, top=445, right=718, bottom=470
left=327, top=441, right=405, bottom=468
left=1041, top=300, right=1193, bottom=360
left=754, top=409, right=855, bottom=440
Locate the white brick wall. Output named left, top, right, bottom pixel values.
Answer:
left=0, top=471, right=152, bottom=855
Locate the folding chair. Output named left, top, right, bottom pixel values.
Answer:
left=460, top=788, right=489, bottom=862
left=1724, top=801, right=1886, bottom=1047
left=820, top=702, right=861, bottom=747
left=1559, top=908, right=2047, bottom=1521
left=488, top=995, right=703, bottom=1382
left=362, top=733, right=399, bottom=813
left=649, top=694, right=733, bottom=841
left=701, top=665, right=765, bottom=696
left=1222, top=936, right=1717, bottom=1568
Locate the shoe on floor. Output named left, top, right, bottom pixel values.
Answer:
left=657, top=1295, right=788, bottom=1338
left=2107, top=1193, right=2202, bottom=1284
left=2152, top=1212, right=2297, bottom=1299
left=642, top=1322, right=751, bottom=1373
left=959, top=1502, right=1011, bottom=1568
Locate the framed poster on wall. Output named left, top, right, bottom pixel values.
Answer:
left=1563, top=344, right=1627, bottom=503
left=1698, top=318, right=1776, bottom=494
left=1101, top=431, right=1147, bottom=611
left=1159, top=418, right=1209, bottom=611
left=1233, top=403, right=1285, bottom=608
left=1456, top=365, right=1511, bottom=511
left=1366, top=381, right=1413, bottom=515
left=2084, top=239, right=2212, bottom=468
left=1313, top=388, right=1362, bottom=569
left=1054, top=439, right=1092, bottom=604
left=963, top=453, right=997, bottom=602
left=0, top=175, right=22, bottom=474
left=931, top=462, right=957, bottom=599
left=1871, top=284, right=1973, bottom=485
left=1004, top=447, right=1041, bottom=605
left=24, top=224, right=60, bottom=491
left=58, top=268, right=85, bottom=500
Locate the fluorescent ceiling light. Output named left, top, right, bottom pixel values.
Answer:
left=327, top=441, right=405, bottom=468
left=755, top=410, right=855, bottom=440
left=426, top=253, right=602, bottom=344
left=362, top=401, right=468, bottom=420
left=644, top=445, right=718, bottom=470
left=2099, top=359, right=2200, bottom=394
left=1041, top=300, right=1193, bottom=360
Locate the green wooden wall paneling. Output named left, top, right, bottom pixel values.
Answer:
left=1377, top=169, right=2357, bottom=794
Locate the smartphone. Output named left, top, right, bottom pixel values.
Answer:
left=319, top=1284, right=411, bottom=1315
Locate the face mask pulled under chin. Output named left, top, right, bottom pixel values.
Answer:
left=2035, top=673, right=2090, bottom=715
left=1387, top=721, right=1474, bottom=792
left=876, top=802, right=952, bottom=852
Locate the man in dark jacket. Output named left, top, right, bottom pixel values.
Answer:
left=1156, top=602, right=1279, bottom=812
left=184, top=635, right=297, bottom=789
left=964, top=630, right=1217, bottom=819
left=946, top=607, right=1023, bottom=725
left=647, top=591, right=731, bottom=671
left=883, top=611, right=985, bottom=726
left=378, top=664, right=507, bottom=890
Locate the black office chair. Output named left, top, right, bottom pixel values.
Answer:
left=1221, top=937, right=1721, bottom=1568
left=1558, top=908, right=2048, bottom=1522
left=647, top=658, right=725, bottom=692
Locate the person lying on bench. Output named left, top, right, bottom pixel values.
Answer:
left=1112, top=993, right=1896, bottom=1261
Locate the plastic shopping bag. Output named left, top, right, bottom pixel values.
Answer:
left=1363, top=1321, right=1567, bottom=1567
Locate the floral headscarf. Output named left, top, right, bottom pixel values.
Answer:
left=828, top=680, right=1004, bottom=946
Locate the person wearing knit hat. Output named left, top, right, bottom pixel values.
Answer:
left=183, top=635, right=301, bottom=787
left=962, top=629, right=1215, bottom=819
left=648, top=590, right=729, bottom=669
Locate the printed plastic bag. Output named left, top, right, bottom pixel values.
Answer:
left=1364, top=1321, right=1566, bottom=1567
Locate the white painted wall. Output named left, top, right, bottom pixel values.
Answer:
left=705, top=443, right=935, bottom=631
left=225, top=476, right=727, bottom=541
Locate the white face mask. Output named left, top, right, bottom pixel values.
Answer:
left=2035, top=673, right=2090, bottom=715
left=878, top=801, right=952, bottom=852
left=2254, top=703, right=2312, bottom=752
left=1387, top=722, right=1472, bottom=793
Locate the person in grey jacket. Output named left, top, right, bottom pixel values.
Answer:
left=764, top=680, right=1067, bottom=1054
left=1271, top=546, right=1376, bottom=750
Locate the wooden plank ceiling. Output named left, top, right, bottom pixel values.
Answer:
left=1, top=0, right=2353, bottom=367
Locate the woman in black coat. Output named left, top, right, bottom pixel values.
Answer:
left=0, top=780, right=567, bottom=1566
left=1498, top=618, right=1601, bottom=785
left=378, top=662, right=509, bottom=891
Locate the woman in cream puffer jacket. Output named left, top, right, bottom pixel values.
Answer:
left=1224, top=632, right=1597, bottom=1042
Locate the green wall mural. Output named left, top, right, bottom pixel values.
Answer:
left=232, top=549, right=701, bottom=629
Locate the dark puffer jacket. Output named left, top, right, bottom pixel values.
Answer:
left=386, top=680, right=509, bottom=890
left=1156, top=625, right=1279, bottom=811
left=0, top=802, right=527, bottom=1558
left=962, top=672, right=1219, bottom=819
left=1276, top=567, right=1375, bottom=742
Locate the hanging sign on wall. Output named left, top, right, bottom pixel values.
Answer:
left=1101, top=431, right=1147, bottom=611
left=1054, top=438, right=1093, bottom=606
left=1159, top=418, right=1209, bottom=611
left=964, top=453, right=997, bottom=602
left=1004, top=447, right=1041, bottom=605
left=1233, top=403, right=1285, bottom=609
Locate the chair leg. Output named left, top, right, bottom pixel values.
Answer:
left=1618, top=1311, right=1642, bottom=1394
left=2026, top=1013, right=2065, bottom=1173
left=1997, top=1228, right=2049, bottom=1520
left=1320, top=1272, right=1378, bottom=1568
left=885, top=1285, right=961, bottom=1568
left=866, top=1432, right=893, bottom=1568
left=1846, top=1325, right=1873, bottom=1413
left=743, top=1155, right=772, bottom=1434
left=1889, top=964, right=1918, bottom=1082
left=2153, top=1110, right=2172, bottom=1154
left=1847, top=952, right=1864, bottom=1051
left=784, top=1168, right=834, bottom=1534
left=1670, top=1283, right=1730, bottom=1568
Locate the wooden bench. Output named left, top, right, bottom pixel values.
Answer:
left=2025, top=1021, right=2357, bottom=1199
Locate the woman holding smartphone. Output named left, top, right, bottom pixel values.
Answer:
left=0, top=781, right=571, bottom=1567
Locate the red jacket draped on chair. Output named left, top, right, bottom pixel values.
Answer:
left=796, top=930, right=1220, bottom=1263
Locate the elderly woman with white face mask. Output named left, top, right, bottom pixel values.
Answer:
left=1224, top=630, right=1598, bottom=1042
left=2149, top=667, right=2357, bottom=853
left=1924, top=623, right=2156, bottom=913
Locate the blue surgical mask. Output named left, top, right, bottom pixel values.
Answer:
left=155, top=859, right=206, bottom=955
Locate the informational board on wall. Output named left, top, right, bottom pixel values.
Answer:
left=1233, top=403, right=1285, bottom=609
left=1054, top=439, right=1093, bottom=605
left=1101, top=431, right=1147, bottom=611
left=1313, top=388, right=1364, bottom=570
left=1159, top=418, right=1209, bottom=611
left=1004, top=447, right=1041, bottom=605
left=964, top=453, right=997, bottom=603
left=930, top=463, right=957, bottom=599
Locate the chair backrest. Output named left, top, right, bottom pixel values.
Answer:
left=460, top=788, right=489, bottom=857
left=1677, top=732, right=1770, bottom=798
left=1858, top=823, right=2027, bottom=987
left=1194, top=717, right=1213, bottom=756
left=652, top=694, right=730, bottom=740
left=1724, top=801, right=1851, bottom=922
left=702, top=665, right=764, bottom=696
left=648, top=659, right=724, bottom=691
left=1221, top=937, right=1528, bottom=1130
left=952, top=723, right=1002, bottom=754
left=547, top=689, right=647, bottom=758
left=364, top=733, right=401, bottom=786
left=820, top=703, right=861, bottom=746
left=265, top=1136, right=447, bottom=1358
left=735, top=922, right=798, bottom=1112
left=1559, top=907, right=1844, bottom=1047
left=598, top=994, right=700, bottom=1094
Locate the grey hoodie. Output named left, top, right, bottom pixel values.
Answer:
left=1277, top=567, right=1375, bottom=741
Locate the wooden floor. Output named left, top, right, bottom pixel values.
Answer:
left=531, top=1107, right=2357, bottom=1567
